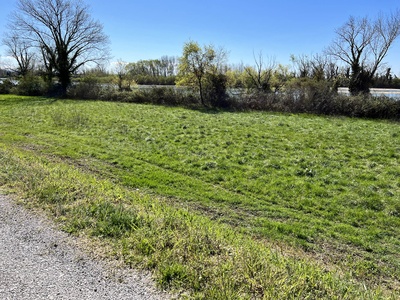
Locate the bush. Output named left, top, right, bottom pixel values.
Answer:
left=228, top=78, right=400, bottom=120
left=204, top=74, right=231, bottom=108
left=67, top=75, right=103, bottom=99
left=0, top=79, right=15, bottom=94
left=341, top=95, right=400, bottom=119
left=282, top=78, right=337, bottom=114
left=98, top=86, right=200, bottom=108
left=11, top=75, right=46, bottom=96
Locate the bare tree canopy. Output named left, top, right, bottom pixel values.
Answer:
left=7, top=0, right=110, bottom=94
left=326, top=12, right=400, bottom=95
left=2, top=34, right=36, bottom=76
left=244, top=52, right=275, bottom=93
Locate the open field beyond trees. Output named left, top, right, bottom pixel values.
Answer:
left=0, top=95, right=399, bottom=299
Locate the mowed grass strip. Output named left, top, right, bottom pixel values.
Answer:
left=0, top=95, right=399, bottom=298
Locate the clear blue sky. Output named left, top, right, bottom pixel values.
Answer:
left=1, top=0, right=400, bottom=74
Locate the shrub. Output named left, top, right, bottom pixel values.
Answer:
left=204, top=73, right=231, bottom=108
left=0, top=79, right=15, bottom=94
left=228, top=78, right=400, bottom=120
left=344, top=95, right=400, bottom=119
left=11, top=75, right=46, bottom=96
left=67, top=75, right=104, bottom=99
left=45, top=83, right=66, bottom=98
left=282, top=78, right=337, bottom=114
left=98, top=86, right=200, bottom=108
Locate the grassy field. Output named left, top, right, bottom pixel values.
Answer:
left=0, top=95, right=399, bottom=299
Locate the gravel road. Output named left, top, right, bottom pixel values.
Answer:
left=0, top=194, right=171, bottom=300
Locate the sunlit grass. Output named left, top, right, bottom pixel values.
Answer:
left=1, top=95, right=399, bottom=298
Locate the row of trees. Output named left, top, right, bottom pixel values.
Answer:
left=127, top=56, right=178, bottom=78
left=1, top=0, right=400, bottom=100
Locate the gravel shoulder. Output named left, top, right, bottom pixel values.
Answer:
left=0, top=193, right=171, bottom=300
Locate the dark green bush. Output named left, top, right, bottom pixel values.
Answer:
left=204, top=74, right=230, bottom=108
left=0, top=79, right=15, bottom=94
left=11, top=75, right=46, bottom=96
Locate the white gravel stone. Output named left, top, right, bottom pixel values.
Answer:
left=0, top=194, right=171, bottom=300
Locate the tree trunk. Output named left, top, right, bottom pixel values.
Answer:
left=198, top=77, right=205, bottom=106
left=58, top=69, right=71, bottom=96
left=349, top=64, right=371, bottom=95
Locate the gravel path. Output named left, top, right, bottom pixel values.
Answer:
left=0, top=194, right=171, bottom=300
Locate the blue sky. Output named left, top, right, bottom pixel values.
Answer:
left=1, top=0, right=400, bottom=74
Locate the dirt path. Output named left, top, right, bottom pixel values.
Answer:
left=0, top=194, right=171, bottom=300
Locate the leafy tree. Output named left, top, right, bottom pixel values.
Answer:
left=114, top=60, right=134, bottom=91
left=326, top=12, right=400, bottom=95
left=177, top=41, right=227, bottom=106
left=7, top=0, right=110, bottom=95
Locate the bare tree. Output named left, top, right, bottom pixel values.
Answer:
left=244, top=52, right=275, bottom=93
left=326, top=12, right=400, bottom=95
left=8, top=0, right=110, bottom=95
left=291, top=54, right=339, bottom=82
left=291, top=54, right=311, bottom=78
left=2, top=33, right=36, bottom=76
left=160, top=55, right=178, bottom=77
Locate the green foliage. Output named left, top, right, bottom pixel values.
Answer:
left=177, top=41, right=228, bottom=107
left=67, top=75, right=104, bottom=99
left=127, top=56, right=177, bottom=78
left=125, top=56, right=177, bottom=86
left=11, top=74, right=46, bottom=96
left=285, top=77, right=338, bottom=111
left=203, top=73, right=229, bottom=108
left=0, top=79, right=16, bottom=94
left=243, top=65, right=273, bottom=93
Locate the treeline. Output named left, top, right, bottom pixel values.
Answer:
left=125, top=56, right=178, bottom=85
left=1, top=50, right=400, bottom=120
left=2, top=8, right=400, bottom=120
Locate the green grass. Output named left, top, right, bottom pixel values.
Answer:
left=0, top=95, right=399, bottom=299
